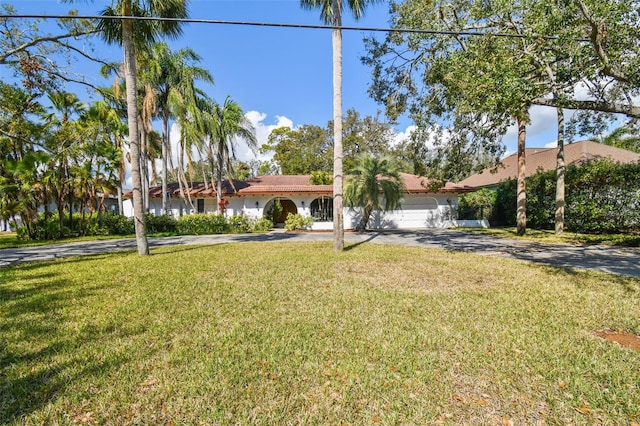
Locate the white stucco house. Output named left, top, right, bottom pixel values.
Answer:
left=124, top=173, right=485, bottom=230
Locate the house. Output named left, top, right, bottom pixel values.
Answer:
left=459, top=140, right=640, bottom=188
left=123, top=173, right=483, bottom=230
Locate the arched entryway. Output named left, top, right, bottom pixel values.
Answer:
left=264, top=198, right=298, bottom=225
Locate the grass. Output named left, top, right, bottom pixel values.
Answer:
left=0, top=233, right=132, bottom=250
left=1, top=241, right=639, bottom=424
left=460, top=227, right=640, bottom=247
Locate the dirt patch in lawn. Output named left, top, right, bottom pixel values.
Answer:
left=594, top=330, right=640, bottom=351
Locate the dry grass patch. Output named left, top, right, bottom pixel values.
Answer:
left=1, top=241, right=639, bottom=425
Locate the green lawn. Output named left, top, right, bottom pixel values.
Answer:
left=1, top=242, right=639, bottom=424
left=0, top=233, right=132, bottom=250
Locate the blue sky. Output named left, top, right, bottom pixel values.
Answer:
left=11, top=0, right=601, bottom=164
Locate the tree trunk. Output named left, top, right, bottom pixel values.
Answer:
left=140, top=125, right=150, bottom=212
left=122, top=0, right=149, bottom=255
left=555, top=106, right=565, bottom=235
left=117, top=187, right=124, bottom=216
left=216, top=139, right=224, bottom=212
left=516, top=116, right=527, bottom=236
left=161, top=111, right=169, bottom=215
left=357, top=204, right=373, bottom=232
left=332, top=0, right=344, bottom=252
left=117, top=135, right=126, bottom=216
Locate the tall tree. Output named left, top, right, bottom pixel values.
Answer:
left=1, top=4, right=103, bottom=93
left=96, top=0, right=188, bottom=255
left=264, top=125, right=333, bottom=174
left=301, top=0, right=382, bottom=252
left=344, top=154, right=404, bottom=231
left=363, top=0, right=639, bottom=235
left=262, top=110, right=395, bottom=175
left=203, top=97, right=257, bottom=211
left=43, top=91, right=87, bottom=236
left=141, top=42, right=213, bottom=215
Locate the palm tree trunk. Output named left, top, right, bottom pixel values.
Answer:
left=555, top=106, right=565, bottom=235
left=140, top=125, right=150, bottom=212
left=122, top=0, right=149, bottom=255
left=216, top=139, right=224, bottom=212
left=357, top=204, right=373, bottom=232
left=117, top=135, right=126, bottom=215
left=161, top=111, right=169, bottom=215
left=332, top=0, right=344, bottom=252
left=516, top=116, right=527, bottom=236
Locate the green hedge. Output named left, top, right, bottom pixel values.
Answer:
left=490, top=159, right=640, bottom=233
left=17, top=212, right=130, bottom=241
left=17, top=212, right=274, bottom=241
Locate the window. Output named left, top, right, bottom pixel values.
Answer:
left=197, top=199, right=205, bottom=214
left=310, top=197, right=333, bottom=222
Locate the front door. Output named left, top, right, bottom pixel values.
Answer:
left=278, top=199, right=297, bottom=223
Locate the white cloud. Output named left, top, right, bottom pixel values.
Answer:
left=392, top=124, right=451, bottom=150
left=244, top=111, right=294, bottom=162
left=164, top=112, right=295, bottom=166
left=392, top=124, right=416, bottom=147
left=544, top=140, right=558, bottom=148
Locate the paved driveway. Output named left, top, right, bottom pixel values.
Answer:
left=1, top=229, right=639, bottom=277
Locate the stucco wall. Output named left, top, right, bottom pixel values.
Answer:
left=124, top=192, right=470, bottom=230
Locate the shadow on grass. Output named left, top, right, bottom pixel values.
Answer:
left=344, top=232, right=380, bottom=251
left=0, top=257, right=154, bottom=423
left=532, top=261, right=640, bottom=295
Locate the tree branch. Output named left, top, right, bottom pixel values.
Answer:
left=531, top=96, right=640, bottom=118
left=0, top=29, right=101, bottom=64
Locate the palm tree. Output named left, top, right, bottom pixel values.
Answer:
left=345, top=154, right=404, bottom=231
left=97, top=0, right=188, bottom=255
left=84, top=100, right=128, bottom=215
left=203, top=97, right=257, bottom=211
left=300, top=0, right=382, bottom=252
left=43, top=91, right=87, bottom=236
left=600, top=126, right=640, bottom=153
left=141, top=42, right=213, bottom=215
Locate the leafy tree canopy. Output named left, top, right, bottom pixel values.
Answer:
left=363, top=0, right=640, bottom=181
left=263, top=109, right=399, bottom=175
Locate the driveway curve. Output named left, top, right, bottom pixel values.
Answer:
left=1, top=229, right=639, bottom=277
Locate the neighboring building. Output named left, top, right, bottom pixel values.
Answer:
left=459, top=140, right=640, bottom=188
left=124, top=173, right=483, bottom=230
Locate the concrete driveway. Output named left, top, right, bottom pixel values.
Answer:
left=1, top=229, right=639, bottom=277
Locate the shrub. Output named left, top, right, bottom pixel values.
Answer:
left=176, top=214, right=228, bottom=235
left=251, top=217, right=273, bottom=233
left=228, top=215, right=251, bottom=233
left=102, top=214, right=135, bottom=235
left=491, top=159, right=640, bottom=233
left=284, top=213, right=313, bottom=231
left=458, top=188, right=496, bottom=220
left=17, top=212, right=101, bottom=240
left=145, top=214, right=177, bottom=233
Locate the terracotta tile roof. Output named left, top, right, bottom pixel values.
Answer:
left=131, top=173, right=473, bottom=199
left=458, top=140, right=640, bottom=188
left=237, top=175, right=332, bottom=195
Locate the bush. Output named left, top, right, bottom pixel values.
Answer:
left=284, top=213, right=313, bottom=231
left=176, top=214, right=228, bottom=235
left=228, top=215, right=251, bottom=233
left=17, top=212, right=94, bottom=240
left=458, top=188, right=496, bottom=220
left=491, top=159, right=640, bottom=233
left=251, top=217, right=273, bottom=233
left=102, top=214, right=135, bottom=235
left=145, top=214, right=177, bottom=233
